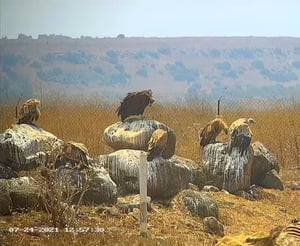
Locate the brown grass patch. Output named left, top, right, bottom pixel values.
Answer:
left=1, top=100, right=300, bottom=245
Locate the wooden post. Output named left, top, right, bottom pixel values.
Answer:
left=217, top=98, right=221, bottom=116
left=139, top=152, right=148, bottom=237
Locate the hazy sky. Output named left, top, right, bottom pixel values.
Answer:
left=1, top=0, right=300, bottom=38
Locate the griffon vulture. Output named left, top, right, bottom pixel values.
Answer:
left=199, top=117, right=229, bottom=147
left=116, top=89, right=154, bottom=121
left=228, top=118, right=255, bottom=156
left=147, top=129, right=168, bottom=161
left=17, top=98, right=41, bottom=125
left=228, top=118, right=256, bottom=135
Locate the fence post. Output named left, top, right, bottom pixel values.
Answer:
left=139, top=152, right=148, bottom=237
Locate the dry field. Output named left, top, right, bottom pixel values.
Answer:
left=0, top=100, right=300, bottom=245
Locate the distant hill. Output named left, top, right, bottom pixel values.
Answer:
left=1, top=35, right=300, bottom=103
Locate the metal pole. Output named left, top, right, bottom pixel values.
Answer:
left=139, top=152, right=148, bottom=237
left=217, top=97, right=221, bottom=116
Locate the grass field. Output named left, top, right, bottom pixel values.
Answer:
left=0, top=100, right=300, bottom=245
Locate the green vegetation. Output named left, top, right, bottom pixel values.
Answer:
left=215, top=62, right=238, bottom=79
left=106, top=50, right=119, bottom=64
left=0, top=70, right=32, bottom=103
left=215, top=61, right=231, bottom=70
left=136, top=67, right=148, bottom=77
left=251, top=60, right=265, bottom=70
left=166, top=61, right=200, bottom=82
left=260, top=68, right=298, bottom=82
left=227, top=48, right=264, bottom=59
left=2, top=53, right=28, bottom=67
left=292, top=61, right=300, bottom=69
left=148, top=51, right=160, bottom=59
left=209, top=49, right=222, bottom=58
left=41, top=52, right=92, bottom=64
left=158, top=47, right=171, bottom=55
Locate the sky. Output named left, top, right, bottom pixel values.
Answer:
left=1, top=0, right=300, bottom=38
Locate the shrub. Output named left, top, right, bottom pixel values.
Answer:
left=136, top=67, right=148, bottom=77
left=166, top=61, right=200, bottom=82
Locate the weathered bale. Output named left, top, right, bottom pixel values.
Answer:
left=0, top=163, right=18, bottom=179
left=173, top=189, right=219, bottom=218
left=0, top=177, right=41, bottom=214
left=251, top=141, right=281, bottom=185
left=103, top=118, right=176, bottom=158
left=202, top=142, right=253, bottom=194
left=202, top=185, right=220, bottom=192
left=260, top=169, right=284, bottom=191
left=0, top=180, right=13, bottom=215
left=0, top=124, right=63, bottom=171
left=57, top=166, right=118, bottom=205
left=99, top=149, right=205, bottom=199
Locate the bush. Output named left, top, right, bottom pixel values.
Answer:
left=106, top=50, right=119, bottom=64
left=251, top=60, right=265, bottom=70
left=292, top=61, right=300, bottom=69
left=166, top=61, right=200, bottom=82
left=209, top=49, right=221, bottom=58
left=30, top=61, right=42, bottom=69
left=294, top=47, right=300, bottom=55
left=215, top=62, right=231, bottom=70
left=261, top=68, right=298, bottom=82
left=227, top=48, right=263, bottom=59
left=3, top=53, right=28, bottom=67
left=93, top=66, right=104, bottom=74
left=148, top=51, right=160, bottom=59
left=115, top=64, right=125, bottom=73
left=0, top=70, right=33, bottom=103
left=136, top=67, right=148, bottom=77
left=158, top=47, right=171, bottom=55
left=134, top=51, right=146, bottom=59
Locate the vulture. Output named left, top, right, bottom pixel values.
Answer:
left=199, top=117, right=229, bottom=147
left=116, top=89, right=154, bottom=121
left=147, top=129, right=168, bottom=161
left=17, top=98, right=41, bottom=125
left=228, top=118, right=256, bottom=135
left=228, top=118, right=255, bottom=156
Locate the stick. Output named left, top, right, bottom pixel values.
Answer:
left=217, top=96, right=222, bottom=116
left=139, top=152, right=148, bottom=237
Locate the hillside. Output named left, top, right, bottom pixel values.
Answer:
left=1, top=36, right=300, bottom=103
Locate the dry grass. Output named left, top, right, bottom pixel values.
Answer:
left=1, top=100, right=300, bottom=245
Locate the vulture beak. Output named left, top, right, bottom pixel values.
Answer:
left=150, top=98, right=155, bottom=106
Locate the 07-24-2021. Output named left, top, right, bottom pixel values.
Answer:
left=8, top=227, right=105, bottom=233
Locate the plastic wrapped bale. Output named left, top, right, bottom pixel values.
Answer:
left=103, top=118, right=176, bottom=159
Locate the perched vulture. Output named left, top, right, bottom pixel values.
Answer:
left=116, top=89, right=154, bottom=121
left=199, top=117, right=229, bottom=147
left=17, top=98, right=41, bottom=125
left=147, top=129, right=168, bottom=161
left=228, top=118, right=256, bottom=135
left=228, top=118, right=255, bottom=156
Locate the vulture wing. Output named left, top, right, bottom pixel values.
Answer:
left=200, top=118, right=228, bottom=147
left=17, top=99, right=41, bottom=124
left=229, top=123, right=252, bottom=156
left=116, top=90, right=154, bottom=121
left=147, top=129, right=168, bottom=161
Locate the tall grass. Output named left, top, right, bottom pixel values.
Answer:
left=1, top=98, right=300, bottom=245
left=1, top=100, right=300, bottom=173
